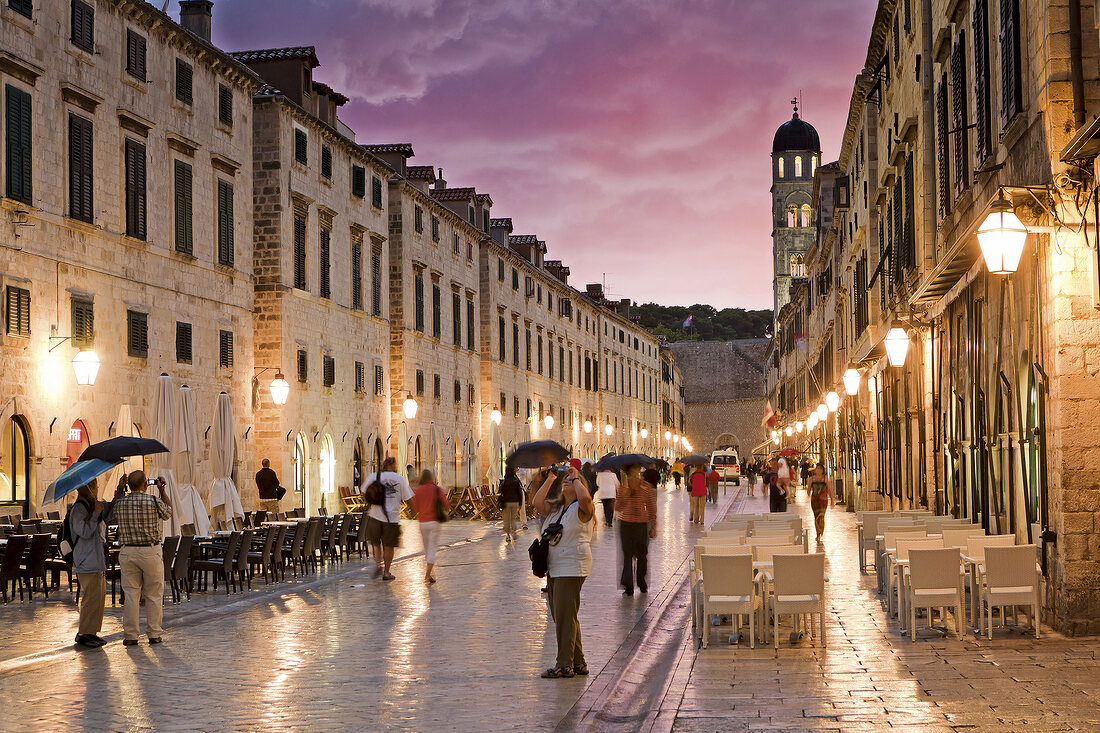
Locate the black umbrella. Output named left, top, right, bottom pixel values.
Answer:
left=679, top=454, right=709, bottom=466
left=593, top=453, right=654, bottom=472
left=649, top=458, right=670, bottom=471
left=79, top=436, right=169, bottom=462
left=505, top=440, right=569, bottom=469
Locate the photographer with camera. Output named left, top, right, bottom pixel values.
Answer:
left=114, top=471, right=173, bottom=646
left=533, top=458, right=594, bottom=679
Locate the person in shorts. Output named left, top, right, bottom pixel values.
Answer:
left=363, top=457, right=413, bottom=580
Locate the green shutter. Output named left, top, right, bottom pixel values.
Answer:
left=10, top=0, right=32, bottom=18
left=5, top=85, right=32, bottom=204
left=175, top=60, right=193, bottom=104
left=218, top=84, right=233, bottom=127
left=174, top=161, right=193, bottom=254
left=68, top=114, right=93, bottom=223
left=217, top=179, right=234, bottom=266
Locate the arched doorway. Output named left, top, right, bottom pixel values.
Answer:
left=352, top=438, right=363, bottom=489
left=293, top=432, right=309, bottom=513
left=373, top=438, right=383, bottom=473
left=66, top=419, right=90, bottom=468
left=1, top=416, right=32, bottom=517
left=413, top=436, right=422, bottom=477
left=714, top=434, right=739, bottom=452
left=319, top=434, right=335, bottom=511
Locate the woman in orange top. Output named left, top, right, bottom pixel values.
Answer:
left=412, top=469, right=450, bottom=584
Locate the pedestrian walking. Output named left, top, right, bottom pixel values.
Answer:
left=688, top=465, right=707, bottom=525
left=412, top=469, right=449, bottom=584
left=364, top=457, right=414, bottom=581
left=808, top=464, right=835, bottom=540
left=69, top=479, right=115, bottom=648
left=114, top=471, right=173, bottom=646
left=499, top=465, right=525, bottom=543
left=533, top=462, right=595, bottom=679
left=766, top=458, right=788, bottom=513
left=800, top=459, right=811, bottom=488
left=595, top=468, right=619, bottom=528
left=706, top=465, right=720, bottom=504
left=255, top=458, right=282, bottom=515
left=744, top=461, right=756, bottom=496
left=618, top=466, right=657, bottom=596
left=671, top=460, right=683, bottom=489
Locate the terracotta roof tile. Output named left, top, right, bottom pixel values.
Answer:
left=476, top=193, right=493, bottom=206
left=405, top=165, right=436, bottom=181
left=230, top=47, right=319, bottom=68
left=363, top=143, right=414, bottom=157
left=430, top=187, right=477, bottom=202
left=508, top=234, right=538, bottom=245
left=490, top=218, right=513, bottom=230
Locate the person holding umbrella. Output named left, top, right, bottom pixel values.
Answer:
left=688, top=463, right=708, bottom=524
left=617, top=465, right=657, bottom=596
left=69, top=478, right=116, bottom=648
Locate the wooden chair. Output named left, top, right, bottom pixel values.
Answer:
left=339, top=486, right=363, bottom=513
left=232, top=529, right=254, bottom=590
left=0, top=534, right=29, bottom=602
left=268, top=525, right=287, bottom=581
left=20, top=533, right=51, bottom=600
left=161, top=536, right=180, bottom=600
left=248, top=526, right=278, bottom=584
left=171, top=535, right=195, bottom=602
left=281, top=523, right=307, bottom=576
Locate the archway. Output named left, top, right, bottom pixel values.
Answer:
left=714, top=433, right=739, bottom=453
left=319, top=434, right=335, bottom=510
left=1, top=416, right=32, bottom=517
left=373, top=438, right=383, bottom=473
left=353, top=438, right=364, bottom=489
left=66, top=419, right=91, bottom=468
left=293, top=432, right=309, bottom=512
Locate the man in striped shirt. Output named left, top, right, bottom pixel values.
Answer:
left=618, top=466, right=658, bottom=596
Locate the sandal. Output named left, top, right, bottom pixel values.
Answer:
left=541, top=666, right=574, bottom=679
left=573, top=663, right=589, bottom=676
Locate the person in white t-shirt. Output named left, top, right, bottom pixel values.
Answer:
left=362, top=457, right=414, bottom=580
left=595, top=470, right=619, bottom=528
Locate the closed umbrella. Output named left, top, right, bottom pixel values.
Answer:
left=174, top=385, right=209, bottom=536
left=465, top=435, right=477, bottom=488
left=486, top=422, right=502, bottom=484
left=398, top=422, right=408, bottom=481
left=427, top=424, right=440, bottom=482
left=210, top=392, right=244, bottom=525
left=151, top=374, right=185, bottom=535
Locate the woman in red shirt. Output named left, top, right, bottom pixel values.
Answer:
left=689, top=467, right=708, bottom=525
left=412, top=469, right=450, bottom=584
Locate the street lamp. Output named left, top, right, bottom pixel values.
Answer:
left=816, top=403, right=828, bottom=420
left=402, top=394, right=419, bottom=419
left=584, top=419, right=593, bottom=433
left=72, top=349, right=100, bottom=386
left=784, top=425, right=793, bottom=437
left=842, top=366, right=862, bottom=396
left=770, top=429, right=778, bottom=441
left=604, top=423, right=613, bottom=436
left=772, top=433, right=781, bottom=445
left=825, top=391, right=840, bottom=412
left=664, top=430, right=672, bottom=441
left=884, top=323, right=910, bottom=367
left=544, top=413, right=555, bottom=430
left=795, top=421, right=804, bottom=433
left=806, top=413, right=818, bottom=431
left=977, top=194, right=1028, bottom=274
left=639, top=427, right=648, bottom=439
left=269, top=371, right=290, bottom=405
left=490, top=407, right=502, bottom=425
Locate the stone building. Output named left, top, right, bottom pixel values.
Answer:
left=671, top=339, right=769, bottom=459
left=771, top=109, right=822, bottom=315
left=0, top=0, right=260, bottom=517
left=772, top=0, right=1100, bottom=633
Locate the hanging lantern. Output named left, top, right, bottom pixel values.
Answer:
left=977, top=195, right=1028, bottom=274
left=884, top=323, right=910, bottom=367
left=269, top=371, right=290, bottom=405
left=795, top=421, right=804, bottom=433
left=784, top=425, right=793, bottom=437
left=816, top=403, right=827, bottom=420
left=825, top=391, right=840, bottom=412
left=772, top=433, right=781, bottom=445
left=664, top=430, right=672, bottom=440
left=543, top=413, right=555, bottom=430
left=583, top=419, right=593, bottom=433
left=402, top=395, right=419, bottom=419
left=770, top=429, right=778, bottom=441
left=639, top=428, right=648, bottom=439
left=72, top=350, right=100, bottom=386
left=842, top=367, right=861, bottom=396
left=604, top=424, right=614, bottom=436
left=806, top=414, right=818, bottom=431
left=490, top=407, right=502, bottom=425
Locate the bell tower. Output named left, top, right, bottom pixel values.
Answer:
left=771, top=101, right=821, bottom=316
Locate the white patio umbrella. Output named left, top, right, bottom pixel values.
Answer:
left=427, top=424, right=440, bottom=483
left=151, top=374, right=185, bottom=535
left=174, top=385, right=210, bottom=536
left=465, top=434, right=476, bottom=488
left=398, top=422, right=408, bottom=479
left=93, top=404, right=138, bottom=502
left=486, top=422, right=502, bottom=485
left=210, top=392, right=244, bottom=525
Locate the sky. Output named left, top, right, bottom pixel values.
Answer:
left=200, top=0, right=878, bottom=310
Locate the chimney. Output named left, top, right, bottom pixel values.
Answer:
left=179, top=0, right=213, bottom=42
left=433, top=167, right=447, bottom=190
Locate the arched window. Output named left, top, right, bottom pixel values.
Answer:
left=319, top=435, right=335, bottom=502
left=294, top=433, right=309, bottom=509
left=786, top=206, right=796, bottom=227
left=795, top=156, right=803, bottom=177
left=790, top=254, right=806, bottom=278
left=373, top=438, right=384, bottom=473
left=1, top=416, right=31, bottom=509
left=353, top=438, right=363, bottom=488
left=811, top=155, right=818, bottom=177
left=413, top=436, right=422, bottom=475
left=777, top=157, right=785, bottom=178
left=800, top=204, right=812, bottom=227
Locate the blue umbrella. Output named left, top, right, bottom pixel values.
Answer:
left=42, top=458, right=123, bottom=505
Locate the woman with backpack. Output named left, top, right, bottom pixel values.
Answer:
left=412, top=469, right=450, bottom=584
left=68, top=479, right=116, bottom=648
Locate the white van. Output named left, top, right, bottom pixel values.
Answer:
left=710, top=450, right=740, bottom=485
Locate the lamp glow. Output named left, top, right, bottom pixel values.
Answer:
left=544, top=413, right=555, bottom=430
left=784, top=425, right=793, bottom=437
left=842, top=367, right=861, bottom=396
left=770, top=429, right=778, bottom=441
left=640, top=428, right=648, bottom=439
left=664, top=430, right=672, bottom=440
left=490, top=408, right=502, bottom=425
left=772, top=434, right=781, bottom=445
left=825, top=391, right=840, bottom=412
left=795, top=421, right=803, bottom=433
left=402, top=395, right=418, bottom=419
left=584, top=420, right=593, bottom=433
left=604, top=424, right=613, bottom=436
left=806, top=414, right=818, bottom=430
left=72, top=350, right=100, bottom=386
left=269, top=372, right=290, bottom=405
left=884, top=324, right=910, bottom=367
left=977, top=196, right=1028, bottom=274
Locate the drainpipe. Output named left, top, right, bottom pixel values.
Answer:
left=1070, top=0, right=1085, bottom=129
left=921, top=0, right=937, bottom=508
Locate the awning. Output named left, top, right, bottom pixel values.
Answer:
left=910, top=217, right=982, bottom=306
left=1061, top=114, right=1100, bottom=163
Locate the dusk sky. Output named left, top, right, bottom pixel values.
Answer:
left=201, top=0, right=878, bottom=311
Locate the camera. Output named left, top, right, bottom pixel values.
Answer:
left=553, top=465, right=569, bottom=475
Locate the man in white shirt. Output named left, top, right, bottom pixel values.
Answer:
left=362, top=456, right=414, bottom=580
left=595, top=470, right=620, bottom=528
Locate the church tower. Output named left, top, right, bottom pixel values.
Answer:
left=771, top=105, right=821, bottom=316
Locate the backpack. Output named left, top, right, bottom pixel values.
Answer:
left=364, top=472, right=386, bottom=507
left=58, top=497, right=91, bottom=565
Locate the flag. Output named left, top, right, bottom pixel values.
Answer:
left=761, top=401, right=776, bottom=429
left=682, top=314, right=693, bottom=329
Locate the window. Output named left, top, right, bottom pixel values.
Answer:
left=126, top=310, right=148, bottom=358
left=497, top=258, right=504, bottom=281
left=794, top=156, right=803, bottom=177
left=513, top=396, right=520, bottom=417
left=525, top=328, right=532, bottom=370
left=950, top=32, right=969, bottom=198
left=293, top=214, right=307, bottom=290
left=415, top=369, right=424, bottom=396
left=1000, top=0, right=1022, bottom=127
left=371, top=176, right=383, bottom=208
left=351, top=164, right=365, bottom=197
left=512, top=323, right=519, bottom=367
left=453, top=233, right=461, bottom=256
left=431, top=215, right=440, bottom=242
left=414, top=273, right=425, bottom=332
left=466, top=299, right=474, bottom=350
left=5, top=286, right=30, bottom=337
left=354, top=361, right=365, bottom=393
left=217, top=179, right=234, bottom=266
left=467, top=240, right=473, bottom=261
left=974, top=0, right=992, bottom=167
left=537, top=333, right=543, bottom=374
left=351, top=238, right=363, bottom=310
left=5, top=85, right=32, bottom=204
left=71, top=1, right=94, bottom=52
left=71, top=299, right=94, bottom=348
left=124, top=139, right=146, bottom=240
left=322, top=355, right=335, bottom=387
left=125, top=30, right=147, bottom=80
left=297, top=349, right=308, bottom=382
left=936, top=74, right=950, bottom=219
left=452, top=291, right=461, bottom=346
left=218, top=329, right=233, bottom=369
left=800, top=204, right=811, bottom=227
left=786, top=206, right=796, bottom=227
left=777, top=157, right=784, bottom=178
left=811, top=155, right=818, bottom=177
left=791, top=254, right=805, bottom=277
left=500, top=392, right=506, bottom=413
left=69, top=114, right=94, bottom=224
left=468, top=205, right=475, bottom=225
left=433, top=373, right=441, bottom=400
left=175, top=321, right=191, bottom=363
left=217, top=84, right=233, bottom=127
left=371, top=247, right=382, bottom=316
left=414, top=205, right=424, bottom=233
left=374, top=364, right=384, bottom=395
left=432, top=283, right=441, bottom=338
left=498, top=316, right=506, bottom=360
left=453, top=380, right=461, bottom=404
left=294, top=129, right=307, bottom=165
left=175, top=59, right=192, bottom=104
left=511, top=268, right=519, bottom=290
left=468, top=383, right=475, bottom=407
left=320, top=145, right=332, bottom=179
left=483, top=210, right=490, bottom=232
left=9, top=0, right=32, bottom=19
left=319, top=228, right=331, bottom=298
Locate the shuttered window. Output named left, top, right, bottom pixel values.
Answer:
left=371, top=176, right=383, bottom=208
left=5, top=286, right=30, bottom=337
left=320, top=146, right=331, bottom=179
left=892, top=178, right=902, bottom=292
left=354, top=361, right=365, bottom=393
left=431, top=215, right=439, bottom=243
left=124, top=138, right=147, bottom=240
left=172, top=161, right=193, bottom=253
left=351, top=164, right=365, bottom=197
left=175, top=321, right=192, bottom=364
left=294, top=129, right=307, bottom=165
left=319, top=228, right=331, bottom=299
left=414, top=273, right=424, bottom=332
left=293, top=214, right=307, bottom=290
left=468, top=383, right=475, bottom=407
left=126, top=310, right=148, bottom=357
left=5, top=85, right=32, bottom=204
left=414, top=205, right=423, bottom=233
left=297, top=349, right=308, bottom=382
left=432, top=283, right=441, bottom=338
left=175, top=59, right=193, bottom=104
left=466, top=299, right=474, bottom=351
left=217, top=179, right=234, bottom=266
left=454, top=380, right=461, bottom=404
left=452, top=292, right=461, bottom=346
left=69, top=114, right=94, bottom=223
left=323, top=355, right=335, bottom=387
left=498, top=316, right=505, bottom=360
left=71, top=299, right=94, bottom=348
left=218, top=330, right=233, bottom=369
left=433, top=374, right=441, bottom=400
left=973, top=0, right=992, bottom=166
left=351, top=238, right=363, bottom=310
left=374, top=364, right=384, bottom=396
left=71, top=1, right=94, bottom=52
left=537, top=333, right=543, bottom=374
left=902, top=155, right=915, bottom=273
left=512, top=323, right=519, bottom=366
left=525, top=328, right=531, bottom=370
left=9, top=0, right=32, bottom=18
left=125, top=29, right=147, bottom=80
left=999, top=0, right=1022, bottom=127
left=415, top=370, right=424, bottom=396
left=950, top=33, right=969, bottom=198
left=935, top=74, right=950, bottom=220
left=218, top=84, right=232, bottom=127
left=371, top=247, right=382, bottom=316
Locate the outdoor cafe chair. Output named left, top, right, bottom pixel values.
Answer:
left=906, top=548, right=965, bottom=642
left=891, top=537, right=944, bottom=629
left=701, top=530, right=746, bottom=543
left=964, top=534, right=1017, bottom=624
left=171, top=535, right=195, bottom=602
left=878, top=529, right=928, bottom=592
left=981, top=545, right=1041, bottom=640
left=700, top=554, right=761, bottom=649
left=747, top=535, right=799, bottom=548
left=858, top=512, right=909, bottom=573
left=302, top=517, right=325, bottom=572
left=161, top=537, right=180, bottom=599
left=0, top=534, right=29, bottom=602
left=267, top=525, right=287, bottom=581
left=941, top=526, right=986, bottom=549
left=768, top=552, right=826, bottom=650
left=232, top=529, right=254, bottom=591
left=282, top=521, right=308, bottom=576
left=192, top=531, right=241, bottom=594
left=248, top=526, right=278, bottom=584
left=20, top=533, right=51, bottom=600
left=691, top=544, right=752, bottom=639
